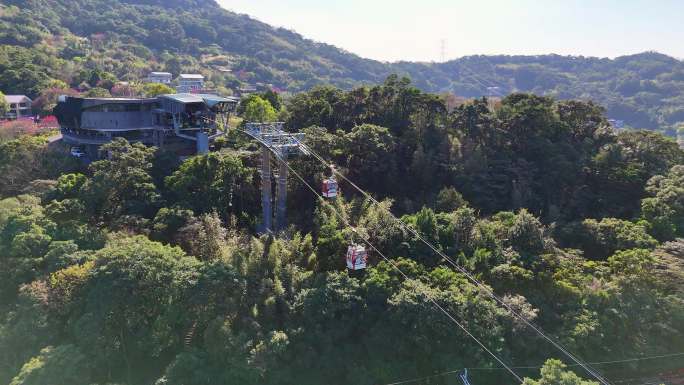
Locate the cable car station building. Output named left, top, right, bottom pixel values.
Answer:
left=54, top=93, right=238, bottom=157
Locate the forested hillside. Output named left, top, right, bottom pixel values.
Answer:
left=2, top=0, right=684, bottom=130
left=1, top=76, right=683, bottom=384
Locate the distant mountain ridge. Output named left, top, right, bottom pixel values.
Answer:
left=1, top=0, right=684, bottom=130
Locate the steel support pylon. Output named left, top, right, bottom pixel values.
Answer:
left=245, top=122, right=305, bottom=235
left=275, top=154, right=288, bottom=231
left=260, top=146, right=272, bottom=233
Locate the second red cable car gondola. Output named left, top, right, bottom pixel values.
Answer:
left=322, top=176, right=338, bottom=198
left=346, top=244, right=367, bottom=270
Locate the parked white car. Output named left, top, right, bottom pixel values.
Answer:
left=70, top=147, right=86, bottom=158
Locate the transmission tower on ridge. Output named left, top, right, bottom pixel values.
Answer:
left=244, top=122, right=307, bottom=233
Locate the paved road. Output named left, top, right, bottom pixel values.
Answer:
left=47, top=133, right=63, bottom=143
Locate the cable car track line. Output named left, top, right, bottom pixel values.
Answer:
left=260, top=142, right=525, bottom=384
left=380, top=352, right=684, bottom=385
left=214, top=121, right=609, bottom=384
left=291, top=138, right=614, bottom=385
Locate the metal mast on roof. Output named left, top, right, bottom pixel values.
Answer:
left=243, top=122, right=307, bottom=233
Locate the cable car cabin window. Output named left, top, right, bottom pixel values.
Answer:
left=322, top=178, right=338, bottom=198
left=346, top=245, right=367, bottom=270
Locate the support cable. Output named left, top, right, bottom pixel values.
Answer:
left=214, top=119, right=611, bottom=384
left=456, top=61, right=507, bottom=97
left=293, top=139, right=614, bottom=385
left=380, top=351, right=684, bottom=385
left=257, top=139, right=524, bottom=384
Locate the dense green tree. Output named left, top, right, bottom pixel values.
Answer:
left=150, top=206, right=195, bottom=244
left=0, top=281, right=56, bottom=384
left=285, top=86, right=343, bottom=130
left=0, top=136, right=79, bottom=198
left=641, top=165, right=684, bottom=240
left=164, top=152, right=256, bottom=223
left=69, top=236, right=199, bottom=385
left=83, top=138, right=160, bottom=224
left=242, top=96, right=277, bottom=123
left=434, top=186, right=467, bottom=213
left=176, top=212, right=228, bottom=261
left=357, top=199, right=407, bottom=258
left=0, top=90, right=9, bottom=116
left=522, top=359, right=599, bottom=385
left=559, top=218, right=658, bottom=260
left=0, top=46, right=52, bottom=97
left=143, top=82, right=175, bottom=97
left=508, top=209, right=547, bottom=259
left=342, top=124, right=396, bottom=195
left=591, top=131, right=683, bottom=218
left=313, top=204, right=348, bottom=271
left=445, top=206, right=480, bottom=256
left=260, top=89, right=283, bottom=111
left=159, top=349, right=260, bottom=385
left=47, top=173, right=88, bottom=202
left=83, top=87, right=111, bottom=98
left=0, top=199, right=55, bottom=303
left=9, top=345, right=91, bottom=385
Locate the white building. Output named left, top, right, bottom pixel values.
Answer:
left=607, top=119, right=625, bottom=130
left=4, top=95, right=32, bottom=119
left=147, top=72, right=173, bottom=84
left=177, top=74, right=205, bottom=93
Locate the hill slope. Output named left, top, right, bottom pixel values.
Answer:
left=1, top=0, right=684, bottom=130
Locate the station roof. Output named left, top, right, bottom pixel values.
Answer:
left=160, top=93, right=204, bottom=104
left=160, top=93, right=238, bottom=106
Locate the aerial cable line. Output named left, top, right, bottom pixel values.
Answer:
left=291, top=139, right=614, bottom=385
left=455, top=62, right=507, bottom=97
left=573, top=352, right=684, bottom=366
left=252, top=137, right=525, bottom=384
left=460, top=59, right=508, bottom=92
left=380, top=351, right=684, bottom=385
left=380, top=368, right=464, bottom=385
left=482, top=57, right=507, bottom=89
left=477, top=351, right=684, bottom=369
left=452, top=57, right=516, bottom=98
left=462, top=72, right=505, bottom=97
left=298, top=139, right=612, bottom=385
left=219, top=121, right=607, bottom=384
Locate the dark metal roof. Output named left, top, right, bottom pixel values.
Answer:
left=159, top=93, right=205, bottom=104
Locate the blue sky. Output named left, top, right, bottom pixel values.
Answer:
left=217, top=0, right=684, bottom=62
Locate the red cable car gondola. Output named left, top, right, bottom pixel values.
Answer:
left=346, top=244, right=367, bottom=270
left=322, top=176, right=338, bottom=198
